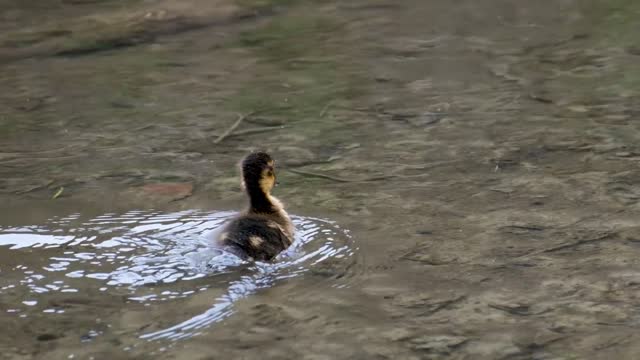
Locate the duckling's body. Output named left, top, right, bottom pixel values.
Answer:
left=217, top=152, right=294, bottom=261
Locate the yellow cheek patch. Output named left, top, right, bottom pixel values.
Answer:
left=259, top=174, right=275, bottom=193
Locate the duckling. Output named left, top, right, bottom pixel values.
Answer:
left=217, top=152, right=294, bottom=261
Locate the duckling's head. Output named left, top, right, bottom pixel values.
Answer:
left=241, top=151, right=277, bottom=196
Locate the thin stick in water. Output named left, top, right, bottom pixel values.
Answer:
left=214, top=111, right=255, bottom=144
left=288, top=168, right=392, bottom=183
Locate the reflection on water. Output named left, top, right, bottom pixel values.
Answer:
left=0, top=210, right=354, bottom=341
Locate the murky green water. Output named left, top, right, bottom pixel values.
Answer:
left=1, top=0, right=640, bottom=359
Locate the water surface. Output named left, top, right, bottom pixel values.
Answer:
left=2, top=0, right=640, bottom=358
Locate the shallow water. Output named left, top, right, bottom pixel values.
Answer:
left=2, top=0, right=640, bottom=358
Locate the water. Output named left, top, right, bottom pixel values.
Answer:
left=0, top=210, right=354, bottom=344
left=2, top=0, right=640, bottom=358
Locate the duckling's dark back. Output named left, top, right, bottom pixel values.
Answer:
left=220, top=214, right=292, bottom=261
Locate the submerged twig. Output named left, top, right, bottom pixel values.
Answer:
left=214, top=111, right=255, bottom=144
left=169, top=193, right=193, bottom=203
left=528, top=92, right=553, bottom=104
left=420, top=296, right=466, bottom=316
left=488, top=303, right=550, bottom=316
left=228, top=126, right=286, bottom=137
left=516, top=232, right=616, bottom=258
left=52, top=187, right=64, bottom=199
left=288, top=168, right=392, bottom=183
left=15, top=180, right=55, bottom=195
left=319, top=100, right=333, bottom=118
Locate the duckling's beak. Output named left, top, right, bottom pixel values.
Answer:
left=275, top=180, right=280, bottom=187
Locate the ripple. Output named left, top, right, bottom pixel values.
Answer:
left=0, top=209, right=356, bottom=341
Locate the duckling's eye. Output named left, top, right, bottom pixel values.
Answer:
left=266, top=170, right=274, bottom=177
